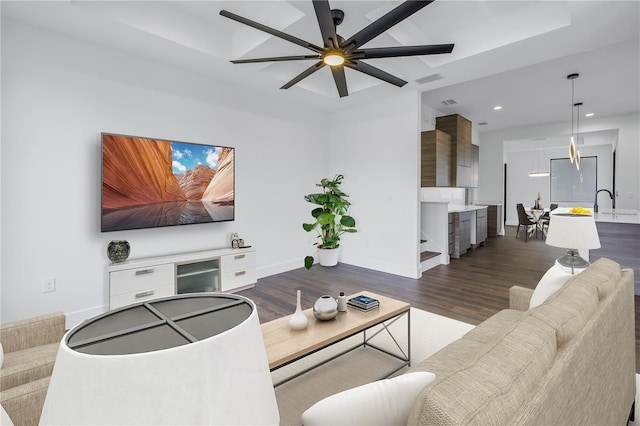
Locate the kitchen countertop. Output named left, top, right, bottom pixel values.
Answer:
left=420, top=200, right=488, bottom=213
left=448, top=204, right=488, bottom=213
left=552, top=207, right=640, bottom=225
left=593, top=209, right=640, bottom=225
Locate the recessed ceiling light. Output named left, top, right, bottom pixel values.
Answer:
left=585, top=113, right=595, bottom=117
left=493, top=105, right=502, bottom=110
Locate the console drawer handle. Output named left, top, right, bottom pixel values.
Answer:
left=234, top=254, right=245, bottom=260
left=135, top=290, right=155, bottom=298
left=235, top=271, right=246, bottom=277
left=135, top=269, right=155, bottom=276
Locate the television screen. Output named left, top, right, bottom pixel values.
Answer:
left=101, top=133, right=234, bottom=232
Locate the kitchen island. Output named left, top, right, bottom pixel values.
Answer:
left=420, top=202, right=488, bottom=266
left=590, top=209, right=640, bottom=294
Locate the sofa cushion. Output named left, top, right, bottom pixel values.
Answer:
left=462, top=309, right=526, bottom=344
left=409, top=337, right=488, bottom=378
left=0, top=312, right=65, bottom=353
left=408, top=315, right=557, bottom=425
left=530, top=276, right=599, bottom=345
left=0, top=376, right=50, bottom=426
left=572, top=257, right=620, bottom=298
left=301, top=372, right=436, bottom=426
left=0, top=343, right=59, bottom=391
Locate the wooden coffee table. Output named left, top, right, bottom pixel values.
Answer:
left=261, top=291, right=411, bottom=386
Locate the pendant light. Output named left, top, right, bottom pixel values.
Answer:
left=574, top=101, right=582, bottom=170
left=528, top=139, right=549, bottom=177
left=567, top=73, right=581, bottom=170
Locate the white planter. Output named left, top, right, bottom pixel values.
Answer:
left=318, top=247, right=340, bottom=267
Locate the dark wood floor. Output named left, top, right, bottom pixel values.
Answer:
left=240, top=226, right=640, bottom=372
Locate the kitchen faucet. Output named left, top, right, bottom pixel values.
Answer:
left=594, top=189, right=615, bottom=213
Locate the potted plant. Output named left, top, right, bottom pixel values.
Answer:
left=303, top=174, right=357, bottom=269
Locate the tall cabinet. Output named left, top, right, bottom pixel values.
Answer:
left=435, top=114, right=473, bottom=188
left=421, top=130, right=452, bottom=187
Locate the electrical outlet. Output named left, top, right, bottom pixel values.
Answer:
left=43, top=277, right=56, bottom=293
left=231, top=232, right=239, bottom=240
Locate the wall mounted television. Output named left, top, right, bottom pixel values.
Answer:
left=101, top=133, right=234, bottom=232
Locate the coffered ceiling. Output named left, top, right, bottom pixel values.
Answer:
left=2, top=1, right=639, bottom=132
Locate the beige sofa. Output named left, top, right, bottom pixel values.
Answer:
left=0, top=312, right=65, bottom=426
left=407, top=257, right=635, bottom=425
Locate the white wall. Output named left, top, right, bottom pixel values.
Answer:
left=328, top=92, right=422, bottom=278
left=1, top=18, right=431, bottom=326
left=1, top=19, right=330, bottom=326
left=478, top=113, right=640, bottom=225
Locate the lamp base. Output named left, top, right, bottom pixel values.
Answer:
left=556, top=249, right=590, bottom=275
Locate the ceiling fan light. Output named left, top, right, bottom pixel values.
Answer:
left=323, top=52, right=345, bottom=66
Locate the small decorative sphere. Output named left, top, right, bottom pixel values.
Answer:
left=313, top=295, right=338, bottom=321
left=107, top=240, right=130, bottom=263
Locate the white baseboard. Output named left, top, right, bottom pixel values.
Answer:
left=257, top=260, right=302, bottom=279
left=65, top=304, right=108, bottom=329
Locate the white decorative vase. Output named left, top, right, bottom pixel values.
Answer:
left=289, top=290, right=308, bottom=330
left=318, top=247, right=339, bottom=267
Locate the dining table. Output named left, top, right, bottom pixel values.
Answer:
left=525, top=207, right=549, bottom=237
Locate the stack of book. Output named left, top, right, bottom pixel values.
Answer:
left=347, top=295, right=380, bottom=311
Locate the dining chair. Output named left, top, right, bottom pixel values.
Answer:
left=516, top=203, right=538, bottom=241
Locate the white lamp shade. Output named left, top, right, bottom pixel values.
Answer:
left=40, top=295, right=279, bottom=425
left=546, top=213, right=601, bottom=250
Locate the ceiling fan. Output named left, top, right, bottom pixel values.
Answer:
left=220, top=0, right=454, bottom=98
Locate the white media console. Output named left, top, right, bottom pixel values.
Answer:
left=108, top=247, right=256, bottom=309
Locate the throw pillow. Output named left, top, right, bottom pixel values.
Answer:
left=301, top=371, right=436, bottom=426
left=0, top=404, right=13, bottom=426
left=529, top=264, right=579, bottom=308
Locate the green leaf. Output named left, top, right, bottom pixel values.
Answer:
left=302, top=223, right=315, bottom=232
left=340, top=215, right=356, bottom=227
left=304, top=256, right=315, bottom=270
left=317, top=212, right=335, bottom=225
left=311, top=207, right=324, bottom=218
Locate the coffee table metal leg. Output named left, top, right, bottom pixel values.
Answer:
left=363, top=310, right=411, bottom=378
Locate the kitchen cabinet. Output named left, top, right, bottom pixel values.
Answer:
left=474, top=208, right=487, bottom=247
left=448, top=214, right=454, bottom=255
left=486, top=205, right=504, bottom=237
left=450, top=211, right=472, bottom=258
left=421, top=130, right=452, bottom=187
left=472, top=144, right=479, bottom=188
left=436, top=114, right=474, bottom=188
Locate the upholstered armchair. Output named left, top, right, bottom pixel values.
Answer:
left=0, top=312, right=65, bottom=426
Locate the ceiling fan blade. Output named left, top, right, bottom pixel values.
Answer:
left=231, top=55, right=321, bottom=64
left=281, top=61, right=326, bottom=90
left=330, top=66, right=349, bottom=98
left=345, top=60, right=407, bottom=87
left=313, top=0, right=339, bottom=49
left=341, top=1, right=433, bottom=54
left=355, top=44, right=454, bottom=59
left=220, top=10, right=323, bottom=53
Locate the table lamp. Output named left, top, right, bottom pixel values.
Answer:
left=40, top=294, right=279, bottom=425
left=545, top=213, right=601, bottom=275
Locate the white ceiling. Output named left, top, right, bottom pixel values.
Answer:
left=2, top=1, right=639, bottom=133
